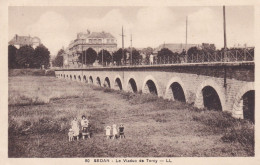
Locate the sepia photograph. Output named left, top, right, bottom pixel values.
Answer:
left=1, top=0, right=258, bottom=164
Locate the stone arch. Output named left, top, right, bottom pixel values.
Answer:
left=70, top=75, right=72, bottom=80
left=78, top=75, right=81, bottom=82
left=74, top=75, right=77, bottom=81
left=114, top=75, right=123, bottom=90
left=89, top=76, right=93, bottom=84
left=126, top=75, right=138, bottom=93
left=96, top=77, right=101, bottom=86
left=142, top=75, right=160, bottom=96
left=104, top=77, right=111, bottom=88
left=194, top=79, right=225, bottom=111
left=83, top=75, right=88, bottom=83
left=164, top=77, right=187, bottom=102
left=232, top=82, right=254, bottom=122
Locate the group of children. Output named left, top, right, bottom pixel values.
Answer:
left=105, top=124, right=125, bottom=139
left=68, top=115, right=90, bottom=141
left=68, top=115, right=125, bottom=141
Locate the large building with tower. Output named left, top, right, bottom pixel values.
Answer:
left=63, top=30, right=117, bottom=68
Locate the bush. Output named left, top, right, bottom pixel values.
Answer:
left=9, top=69, right=55, bottom=77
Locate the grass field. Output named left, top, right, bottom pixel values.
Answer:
left=8, top=74, right=254, bottom=157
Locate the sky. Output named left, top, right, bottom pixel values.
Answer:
left=8, top=6, right=254, bottom=56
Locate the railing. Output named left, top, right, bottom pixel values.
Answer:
left=64, top=48, right=254, bottom=69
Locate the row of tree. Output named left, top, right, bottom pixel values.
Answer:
left=8, top=45, right=50, bottom=69
left=53, top=45, right=253, bottom=67
left=53, top=47, right=143, bottom=67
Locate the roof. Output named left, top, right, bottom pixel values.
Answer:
left=9, top=35, right=41, bottom=45
left=9, top=35, right=32, bottom=45
left=87, top=31, right=115, bottom=39
left=154, top=43, right=200, bottom=53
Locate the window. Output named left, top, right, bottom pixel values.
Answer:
left=107, top=39, right=110, bottom=43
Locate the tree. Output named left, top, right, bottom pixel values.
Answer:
left=113, top=48, right=127, bottom=65
left=8, top=45, right=17, bottom=69
left=131, top=49, right=142, bottom=65
left=33, top=44, right=50, bottom=68
left=157, top=48, right=174, bottom=63
left=78, top=48, right=97, bottom=65
left=97, top=49, right=112, bottom=65
left=53, top=49, right=64, bottom=67
left=142, top=47, right=153, bottom=64
left=187, top=47, right=201, bottom=62
left=16, top=45, right=35, bottom=68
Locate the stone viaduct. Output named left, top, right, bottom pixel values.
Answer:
left=55, top=62, right=255, bottom=122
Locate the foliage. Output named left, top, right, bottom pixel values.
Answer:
left=112, top=48, right=127, bottom=65
left=97, top=49, right=112, bottom=65
left=15, top=45, right=35, bottom=68
left=141, top=47, right=153, bottom=55
left=8, top=45, right=18, bottom=69
left=157, top=48, right=174, bottom=58
left=142, top=47, right=153, bottom=64
left=52, top=49, right=64, bottom=67
left=33, top=44, right=50, bottom=69
left=9, top=44, right=51, bottom=69
left=130, top=49, right=142, bottom=65
left=78, top=48, right=97, bottom=65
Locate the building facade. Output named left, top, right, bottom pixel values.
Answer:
left=64, top=30, right=117, bottom=68
left=9, top=34, right=41, bottom=49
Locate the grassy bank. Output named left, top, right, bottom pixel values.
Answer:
left=8, top=76, right=254, bottom=157
left=9, top=69, right=55, bottom=77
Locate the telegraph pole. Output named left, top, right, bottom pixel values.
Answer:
left=223, top=6, right=227, bottom=87
left=186, top=16, right=188, bottom=50
left=119, top=26, right=125, bottom=65
left=223, top=5, right=227, bottom=61
left=81, top=42, right=83, bottom=68
left=102, top=38, right=104, bottom=66
left=130, top=33, right=133, bottom=65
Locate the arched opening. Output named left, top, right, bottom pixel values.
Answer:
left=115, top=78, right=122, bottom=90
left=78, top=75, right=81, bottom=82
left=89, top=76, right=93, bottom=84
left=64, top=74, right=65, bottom=78
left=104, top=77, right=111, bottom=88
left=70, top=75, right=72, bottom=80
left=242, top=90, right=255, bottom=123
left=74, top=75, right=77, bottom=80
left=128, top=78, right=137, bottom=93
left=202, top=86, right=222, bottom=111
left=145, top=80, right=158, bottom=95
left=170, top=82, right=186, bottom=102
left=83, top=76, right=87, bottom=83
left=96, top=77, right=101, bottom=86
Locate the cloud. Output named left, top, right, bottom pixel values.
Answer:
left=26, top=11, right=71, bottom=55
left=187, top=8, right=223, bottom=47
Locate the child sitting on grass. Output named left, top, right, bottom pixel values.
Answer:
left=71, top=117, right=80, bottom=141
